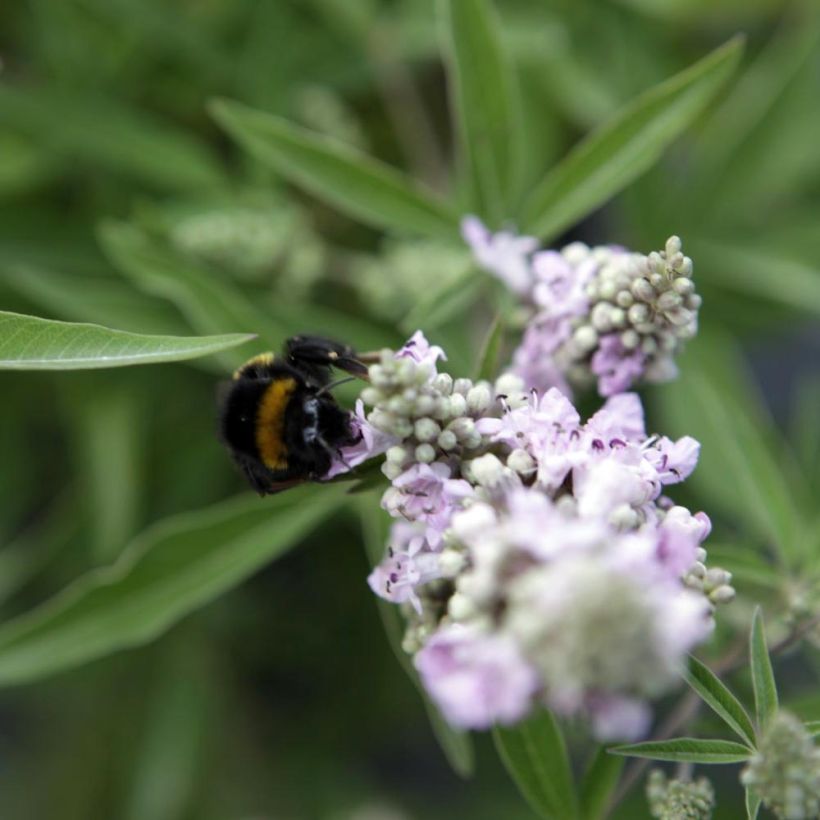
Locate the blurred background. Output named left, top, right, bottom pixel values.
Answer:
left=0, top=0, right=819, bottom=817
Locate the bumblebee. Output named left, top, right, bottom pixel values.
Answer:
left=218, top=335, right=370, bottom=495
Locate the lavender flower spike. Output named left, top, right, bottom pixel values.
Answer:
left=462, top=217, right=701, bottom=397
left=356, top=331, right=729, bottom=740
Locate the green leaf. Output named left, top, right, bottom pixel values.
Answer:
left=521, top=37, right=744, bottom=241
left=685, top=655, right=757, bottom=747
left=493, top=710, right=578, bottom=820
left=655, top=334, right=808, bottom=565
left=579, top=746, right=623, bottom=820
left=209, top=99, right=459, bottom=240
left=746, top=788, right=762, bottom=820
left=0, top=86, right=224, bottom=192
left=399, top=265, right=483, bottom=335
left=0, top=310, right=254, bottom=370
left=0, top=486, right=345, bottom=686
left=610, top=738, right=753, bottom=764
left=750, top=607, right=778, bottom=732
left=694, top=240, right=820, bottom=319
left=804, top=720, right=820, bottom=738
left=441, top=0, right=522, bottom=219
left=99, top=221, right=395, bottom=358
left=474, top=313, right=504, bottom=382
left=3, top=264, right=189, bottom=336
left=358, top=499, right=474, bottom=777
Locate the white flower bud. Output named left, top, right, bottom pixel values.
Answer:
left=387, top=395, right=412, bottom=416
left=470, top=453, right=507, bottom=488
left=414, top=443, right=436, bottom=463
left=562, top=241, right=589, bottom=265
left=386, top=445, right=408, bottom=464
left=414, top=394, right=436, bottom=416
left=665, top=235, right=682, bottom=258
left=447, top=392, right=468, bottom=418
left=360, top=386, right=383, bottom=406
left=610, top=307, right=626, bottom=328
left=609, top=503, right=639, bottom=530
left=709, top=585, right=736, bottom=605
left=453, top=378, right=473, bottom=395
left=466, top=382, right=493, bottom=414
left=573, top=324, right=598, bottom=353
left=621, top=329, right=640, bottom=349
left=494, top=372, right=524, bottom=396
left=616, top=289, right=634, bottom=308
left=447, top=417, right=475, bottom=440
left=437, top=430, right=458, bottom=450
left=673, top=277, right=694, bottom=296
left=507, top=448, right=536, bottom=475
left=591, top=302, right=613, bottom=332
left=381, top=461, right=403, bottom=480
left=432, top=373, right=453, bottom=394
left=631, top=278, right=656, bottom=302
left=414, top=418, right=441, bottom=442
left=657, top=291, right=682, bottom=311
left=438, top=549, right=467, bottom=576
left=448, top=592, right=477, bottom=620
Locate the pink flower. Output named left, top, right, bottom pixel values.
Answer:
left=461, top=216, right=538, bottom=296
left=395, top=330, right=446, bottom=371
left=325, top=400, right=398, bottom=478
left=382, top=462, right=460, bottom=547
left=368, top=522, right=442, bottom=613
left=591, top=334, right=647, bottom=397
left=415, top=624, right=540, bottom=729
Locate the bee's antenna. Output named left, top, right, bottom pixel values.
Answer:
left=316, top=376, right=356, bottom=397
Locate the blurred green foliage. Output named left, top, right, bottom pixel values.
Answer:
left=1, top=0, right=819, bottom=817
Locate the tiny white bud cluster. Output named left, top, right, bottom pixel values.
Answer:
left=684, top=548, right=736, bottom=607
left=647, top=770, right=715, bottom=820
left=741, top=711, right=820, bottom=820
left=559, top=237, right=699, bottom=393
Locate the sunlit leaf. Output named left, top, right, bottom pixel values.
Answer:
left=0, top=311, right=255, bottom=370
left=521, top=37, right=743, bottom=241
left=686, top=655, right=757, bottom=746
left=579, top=746, right=623, bottom=820
left=210, top=99, right=459, bottom=240
left=493, top=710, right=578, bottom=819
left=750, top=607, right=778, bottom=732
left=610, top=737, right=753, bottom=764
left=441, top=0, right=522, bottom=220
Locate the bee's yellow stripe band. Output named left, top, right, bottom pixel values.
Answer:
left=256, top=377, right=297, bottom=469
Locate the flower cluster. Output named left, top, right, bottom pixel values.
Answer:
left=647, top=770, right=715, bottom=820
left=462, top=217, right=701, bottom=397
left=341, top=331, right=730, bottom=740
left=741, top=712, right=820, bottom=820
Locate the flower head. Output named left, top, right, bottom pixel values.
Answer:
left=463, top=218, right=701, bottom=397
left=360, top=332, right=725, bottom=739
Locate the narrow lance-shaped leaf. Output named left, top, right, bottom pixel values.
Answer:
left=441, top=0, right=522, bottom=220
left=209, top=99, right=460, bottom=240
left=750, top=607, right=779, bottom=732
left=357, top=499, right=474, bottom=778
left=579, top=746, right=623, bottom=820
left=0, top=486, right=346, bottom=686
left=521, top=37, right=744, bottom=242
left=474, top=313, right=504, bottom=382
left=0, top=311, right=254, bottom=370
left=610, top=738, right=754, bottom=764
left=746, top=788, right=762, bottom=820
left=686, top=655, right=757, bottom=747
left=493, top=710, right=579, bottom=820
left=656, top=333, right=808, bottom=565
